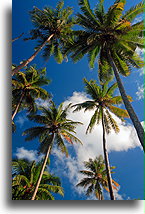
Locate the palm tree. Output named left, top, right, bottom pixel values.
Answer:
left=12, top=159, right=64, bottom=200
left=73, top=78, right=129, bottom=200
left=77, top=155, right=119, bottom=200
left=12, top=66, right=50, bottom=121
left=65, top=0, right=144, bottom=150
left=23, top=101, right=83, bottom=200
left=12, top=1, right=75, bottom=75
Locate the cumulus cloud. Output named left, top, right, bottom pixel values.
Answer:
left=15, top=147, right=44, bottom=162
left=51, top=92, right=142, bottom=199
left=136, top=84, right=144, bottom=100
left=135, top=47, right=144, bottom=57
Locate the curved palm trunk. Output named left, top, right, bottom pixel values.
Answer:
left=107, top=51, right=144, bottom=151
left=12, top=33, right=24, bottom=43
left=31, top=133, right=55, bottom=200
left=101, top=112, right=115, bottom=200
left=12, top=92, right=25, bottom=120
left=12, top=34, right=54, bottom=76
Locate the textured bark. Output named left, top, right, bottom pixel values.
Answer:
left=12, top=34, right=54, bottom=76
left=102, top=111, right=115, bottom=200
left=31, top=133, right=55, bottom=200
left=12, top=92, right=25, bottom=121
left=107, top=51, right=144, bottom=151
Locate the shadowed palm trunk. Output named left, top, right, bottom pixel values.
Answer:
left=102, top=111, right=115, bottom=200
left=31, top=133, right=55, bottom=200
left=12, top=92, right=25, bottom=120
left=12, top=34, right=54, bottom=76
left=107, top=51, right=144, bottom=151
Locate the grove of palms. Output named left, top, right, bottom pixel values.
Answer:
left=11, top=0, right=144, bottom=201
left=73, top=78, right=129, bottom=200
left=23, top=101, right=83, bottom=200
left=65, top=0, right=144, bottom=150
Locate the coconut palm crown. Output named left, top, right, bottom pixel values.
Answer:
left=77, top=155, right=119, bottom=200
left=12, top=66, right=50, bottom=121
left=12, top=1, right=75, bottom=75
left=23, top=101, right=83, bottom=156
left=12, top=159, right=64, bottom=200
left=23, top=101, right=83, bottom=200
left=64, top=0, right=144, bottom=149
left=65, top=0, right=144, bottom=79
left=73, top=78, right=130, bottom=134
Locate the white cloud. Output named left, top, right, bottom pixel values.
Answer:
left=136, top=84, right=144, bottom=100
left=35, top=98, right=50, bottom=108
left=135, top=47, right=144, bottom=57
left=15, top=147, right=44, bottom=162
left=15, top=115, right=28, bottom=127
left=132, top=16, right=143, bottom=25
left=51, top=92, right=142, bottom=199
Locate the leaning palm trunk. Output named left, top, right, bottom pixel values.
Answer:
left=102, top=112, right=115, bottom=200
left=31, top=133, right=55, bottom=200
left=107, top=51, right=144, bottom=151
left=12, top=92, right=25, bottom=120
left=12, top=34, right=54, bottom=76
left=12, top=33, right=24, bottom=43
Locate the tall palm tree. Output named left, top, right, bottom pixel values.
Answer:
left=73, top=78, right=129, bottom=200
left=12, top=66, right=50, bottom=121
left=77, top=155, right=119, bottom=200
left=12, top=1, right=75, bottom=75
left=12, top=159, right=64, bottom=200
left=65, top=0, right=144, bottom=150
left=23, top=101, right=83, bottom=200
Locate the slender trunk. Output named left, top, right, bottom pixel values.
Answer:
left=12, top=34, right=54, bottom=76
left=12, top=92, right=25, bottom=120
left=107, top=51, right=144, bottom=151
left=12, top=33, right=24, bottom=43
left=102, top=111, right=115, bottom=200
left=31, top=133, right=55, bottom=200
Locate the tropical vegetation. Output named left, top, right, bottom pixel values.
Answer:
left=22, top=101, right=83, bottom=200
left=12, top=65, right=50, bottom=121
left=12, top=1, right=75, bottom=75
left=64, top=0, right=144, bottom=150
left=73, top=78, right=129, bottom=200
left=77, top=155, right=119, bottom=200
left=12, top=159, right=64, bottom=200
left=12, top=0, right=144, bottom=201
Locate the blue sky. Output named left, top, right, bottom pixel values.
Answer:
left=12, top=0, right=144, bottom=200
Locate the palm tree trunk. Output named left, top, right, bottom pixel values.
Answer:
left=31, top=133, right=55, bottom=200
left=107, top=51, right=144, bottom=151
left=12, top=33, right=24, bottom=43
left=12, top=92, right=25, bottom=120
left=12, top=34, right=54, bottom=76
left=101, top=111, right=115, bottom=200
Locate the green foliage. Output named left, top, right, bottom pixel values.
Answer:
left=24, top=1, right=75, bottom=64
left=12, top=66, right=51, bottom=122
left=23, top=101, right=83, bottom=156
left=73, top=78, right=130, bottom=134
left=77, top=155, right=119, bottom=200
left=12, top=159, right=64, bottom=200
left=64, top=0, right=144, bottom=81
